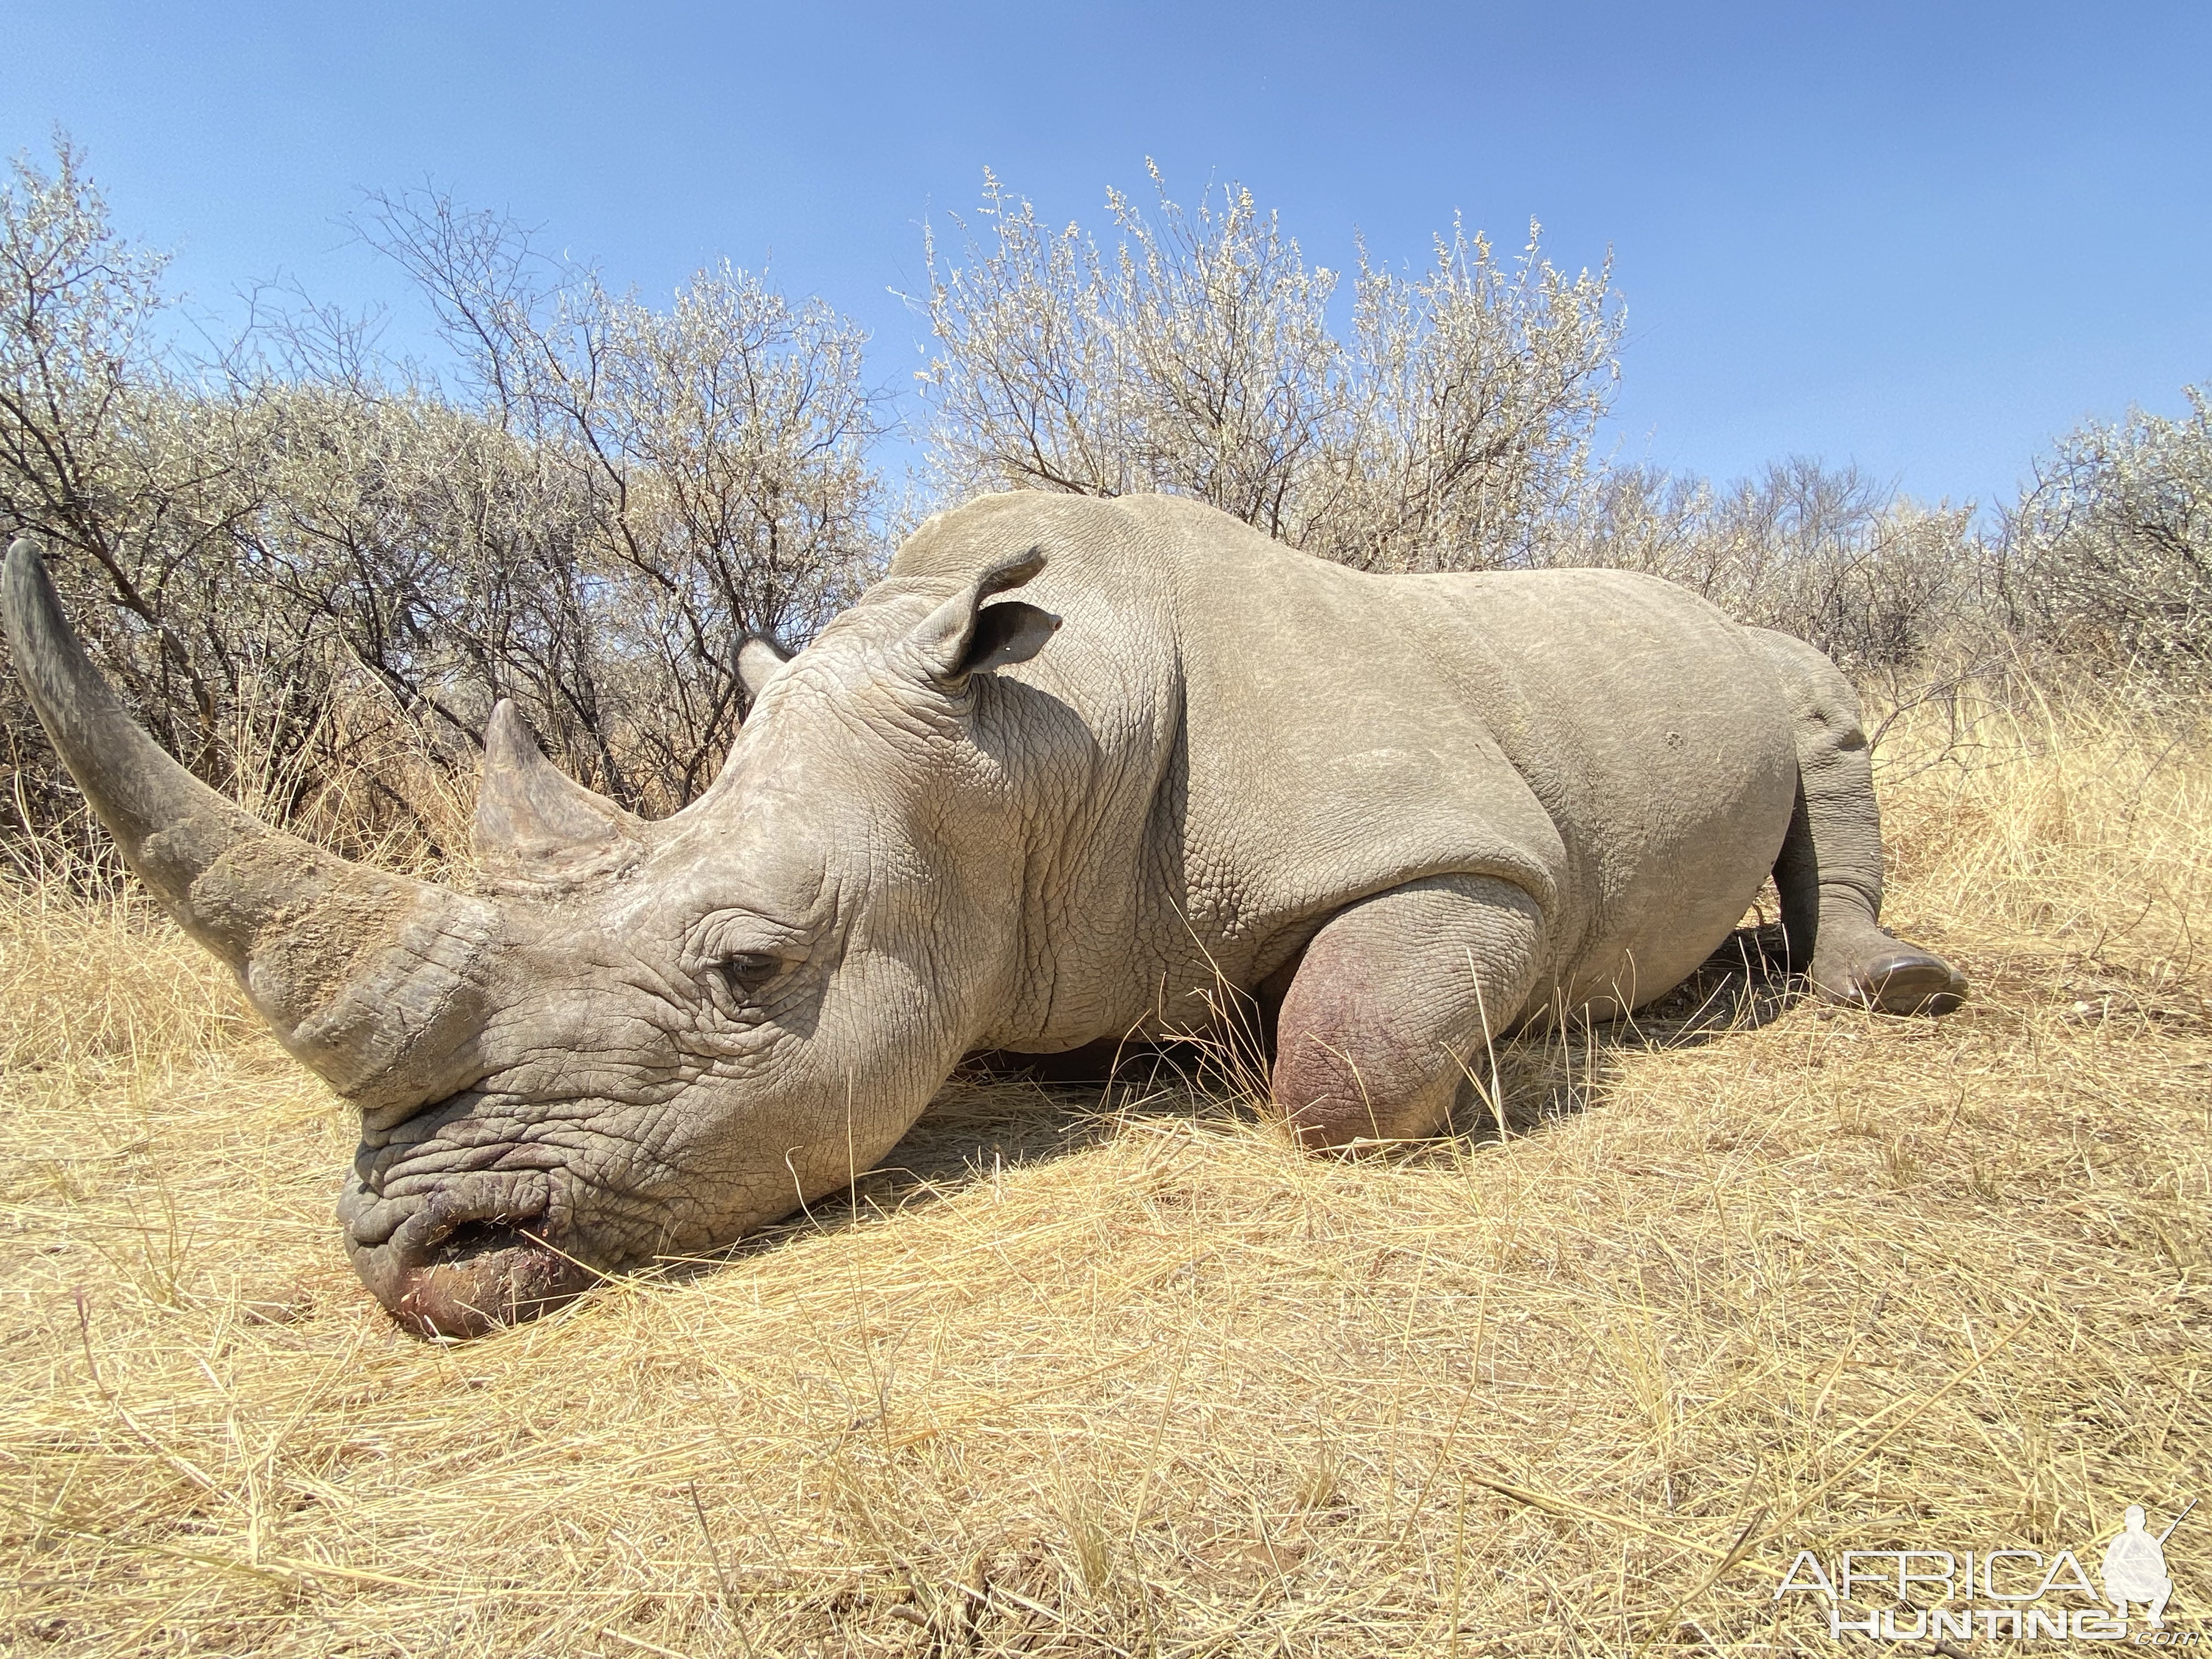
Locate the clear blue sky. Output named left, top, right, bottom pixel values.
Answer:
left=5, top=0, right=2207, bottom=511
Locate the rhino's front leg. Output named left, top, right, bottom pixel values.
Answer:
left=1269, top=874, right=1545, bottom=1150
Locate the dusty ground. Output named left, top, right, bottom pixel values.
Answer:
left=2, top=684, right=2208, bottom=1656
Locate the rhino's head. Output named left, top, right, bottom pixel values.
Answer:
left=3, top=538, right=1059, bottom=1337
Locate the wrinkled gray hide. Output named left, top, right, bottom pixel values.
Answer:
left=2, top=494, right=1963, bottom=1336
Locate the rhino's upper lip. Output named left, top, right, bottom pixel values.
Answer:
left=340, top=1166, right=555, bottom=1253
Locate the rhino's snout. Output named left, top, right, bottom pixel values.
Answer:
left=350, top=1170, right=596, bottom=1340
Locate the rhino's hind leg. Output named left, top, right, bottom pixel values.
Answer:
left=1268, top=874, right=1544, bottom=1150
left=1751, top=629, right=1967, bottom=1016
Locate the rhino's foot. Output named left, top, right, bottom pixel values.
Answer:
left=1812, top=933, right=1968, bottom=1016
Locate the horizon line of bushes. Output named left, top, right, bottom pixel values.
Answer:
left=3, top=136, right=2207, bottom=870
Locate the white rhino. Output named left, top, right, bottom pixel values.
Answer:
left=2, top=494, right=1963, bottom=1336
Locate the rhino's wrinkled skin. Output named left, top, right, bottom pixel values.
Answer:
left=2, top=493, right=1964, bottom=1336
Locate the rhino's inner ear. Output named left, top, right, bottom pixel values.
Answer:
left=909, top=545, right=1060, bottom=686
left=736, top=635, right=791, bottom=702
left=473, top=701, right=644, bottom=890
left=960, top=602, right=1060, bottom=675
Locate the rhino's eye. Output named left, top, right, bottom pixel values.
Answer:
left=717, top=952, right=782, bottom=997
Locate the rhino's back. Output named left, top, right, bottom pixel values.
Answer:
left=1120, top=495, right=1798, bottom=1015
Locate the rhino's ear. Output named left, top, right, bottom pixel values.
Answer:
left=909, top=545, right=1061, bottom=686
left=473, top=702, right=644, bottom=889
left=737, top=635, right=791, bottom=702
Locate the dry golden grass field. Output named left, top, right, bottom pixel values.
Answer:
left=3, top=683, right=2209, bottom=1657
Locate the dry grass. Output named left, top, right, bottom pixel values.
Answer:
left=3, top=681, right=2209, bottom=1656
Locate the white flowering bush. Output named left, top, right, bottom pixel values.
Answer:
left=2005, top=386, right=2212, bottom=690
left=918, top=165, right=1624, bottom=571
left=1563, top=459, right=1998, bottom=673
left=1, top=143, right=889, bottom=855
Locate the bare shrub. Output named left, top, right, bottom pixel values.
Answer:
left=2002, top=384, right=2212, bottom=692
left=357, top=190, right=889, bottom=804
left=0, top=144, right=342, bottom=852
left=1, top=142, right=890, bottom=859
left=1564, top=457, right=2001, bottom=674
left=919, top=164, right=1623, bottom=569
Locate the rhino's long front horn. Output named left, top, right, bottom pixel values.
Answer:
left=3, top=539, right=501, bottom=1118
